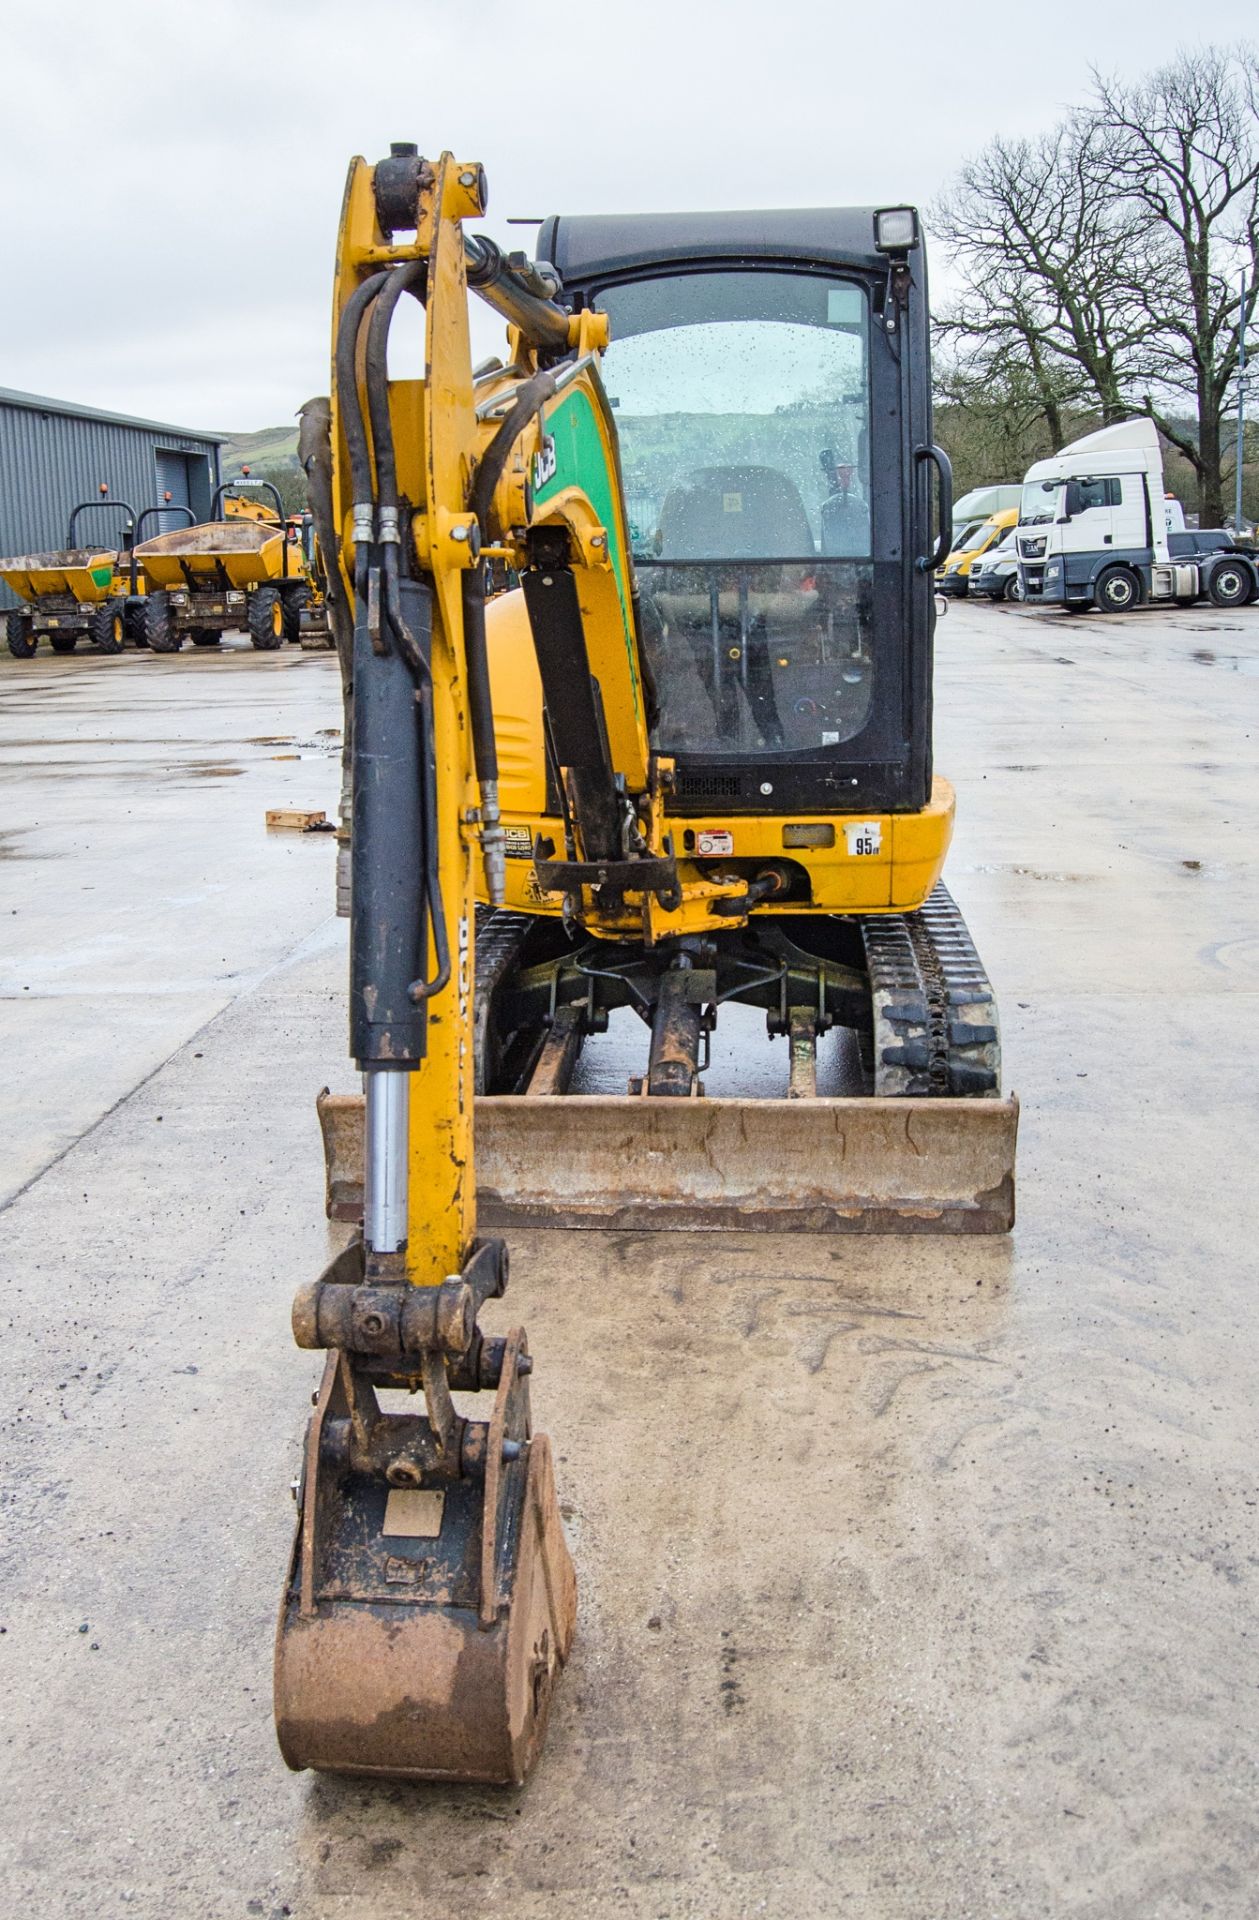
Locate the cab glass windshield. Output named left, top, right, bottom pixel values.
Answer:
left=598, top=271, right=874, bottom=757
left=1020, top=480, right=1061, bottom=525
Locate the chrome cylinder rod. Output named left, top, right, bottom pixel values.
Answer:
left=363, top=1068, right=410, bottom=1253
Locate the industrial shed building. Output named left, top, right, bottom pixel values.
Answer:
left=0, top=387, right=224, bottom=606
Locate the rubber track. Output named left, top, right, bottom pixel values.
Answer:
left=473, top=907, right=534, bottom=1093
left=860, top=884, right=1001, bottom=1097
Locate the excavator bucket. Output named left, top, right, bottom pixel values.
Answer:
left=317, top=1089, right=1018, bottom=1235
left=275, top=1326, right=577, bottom=1784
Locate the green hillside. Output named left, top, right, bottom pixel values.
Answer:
left=219, top=425, right=299, bottom=473
left=218, top=425, right=303, bottom=511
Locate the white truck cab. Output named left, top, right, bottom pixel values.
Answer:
left=1017, top=419, right=1256, bottom=612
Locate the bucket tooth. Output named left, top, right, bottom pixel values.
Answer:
left=274, top=1328, right=576, bottom=1784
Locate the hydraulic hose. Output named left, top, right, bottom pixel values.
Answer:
left=334, top=272, right=391, bottom=528
left=365, top=258, right=427, bottom=518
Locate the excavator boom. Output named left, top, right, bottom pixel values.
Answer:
left=275, top=142, right=1017, bottom=1787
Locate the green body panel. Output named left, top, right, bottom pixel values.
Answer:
left=534, top=383, right=644, bottom=733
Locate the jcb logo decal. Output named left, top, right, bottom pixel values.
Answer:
left=532, top=436, right=557, bottom=491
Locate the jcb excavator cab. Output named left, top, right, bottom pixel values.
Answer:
left=534, top=209, right=945, bottom=800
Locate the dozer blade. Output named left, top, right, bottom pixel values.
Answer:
left=275, top=1334, right=577, bottom=1784
left=318, top=1089, right=1019, bottom=1235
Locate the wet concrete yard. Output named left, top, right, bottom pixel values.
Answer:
left=1, top=606, right=1257, bottom=1917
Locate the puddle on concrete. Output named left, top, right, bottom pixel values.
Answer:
left=969, top=863, right=1094, bottom=883
left=1191, top=649, right=1259, bottom=673
left=247, top=736, right=295, bottom=746
left=182, top=764, right=245, bottom=779
left=1199, top=934, right=1259, bottom=974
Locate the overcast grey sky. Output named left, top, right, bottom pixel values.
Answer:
left=2, top=1, right=1254, bottom=432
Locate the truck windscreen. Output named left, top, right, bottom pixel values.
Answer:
left=1020, top=480, right=1061, bottom=526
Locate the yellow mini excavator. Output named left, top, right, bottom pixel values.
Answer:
left=274, top=144, right=1018, bottom=1786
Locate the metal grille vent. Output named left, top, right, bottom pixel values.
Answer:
left=676, top=772, right=742, bottom=799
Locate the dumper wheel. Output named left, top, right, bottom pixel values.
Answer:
left=87, top=600, right=125, bottom=653
left=49, top=633, right=78, bottom=654
left=6, top=611, right=35, bottom=658
left=281, top=586, right=308, bottom=644
left=191, top=629, right=223, bottom=647
left=248, top=587, right=285, bottom=650
left=123, top=597, right=147, bottom=645
left=137, top=592, right=181, bottom=653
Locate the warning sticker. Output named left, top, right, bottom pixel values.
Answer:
left=843, top=821, right=883, bottom=857
left=697, top=829, right=734, bottom=856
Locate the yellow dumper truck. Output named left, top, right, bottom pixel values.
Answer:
left=130, top=480, right=309, bottom=651
left=2, top=496, right=137, bottom=657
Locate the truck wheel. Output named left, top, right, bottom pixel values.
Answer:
left=247, top=587, right=285, bottom=650
left=137, top=591, right=181, bottom=653
left=123, top=597, right=147, bottom=644
left=87, top=600, right=126, bottom=653
left=191, top=629, right=223, bottom=646
left=1094, top=566, right=1141, bottom=614
left=281, top=586, right=308, bottom=644
left=1206, top=560, right=1251, bottom=607
left=1002, top=574, right=1021, bottom=601
left=6, top=610, right=35, bottom=658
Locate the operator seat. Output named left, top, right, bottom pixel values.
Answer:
left=653, top=465, right=819, bottom=627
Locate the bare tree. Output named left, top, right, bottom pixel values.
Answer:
left=931, top=120, right=1168, bottom=435
left=933, top=349, right=1096, bottom=496
left=1091, top=47, right=1259, bottom=526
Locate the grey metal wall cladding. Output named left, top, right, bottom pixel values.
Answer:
left=0, top=394, right=223, bottom=607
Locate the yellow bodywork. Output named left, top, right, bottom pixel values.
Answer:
left=0, top=550, right=126, bottom=604
left=484, top=587, right=952, bottom=919
left=222, top=493, right=281, bottom=525
left=133, top=520, right=290, bottom=590
left=937, top=505, right=1018, bottom=585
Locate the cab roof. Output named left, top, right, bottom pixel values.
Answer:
left=537, top=208, right=903, bottom=288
